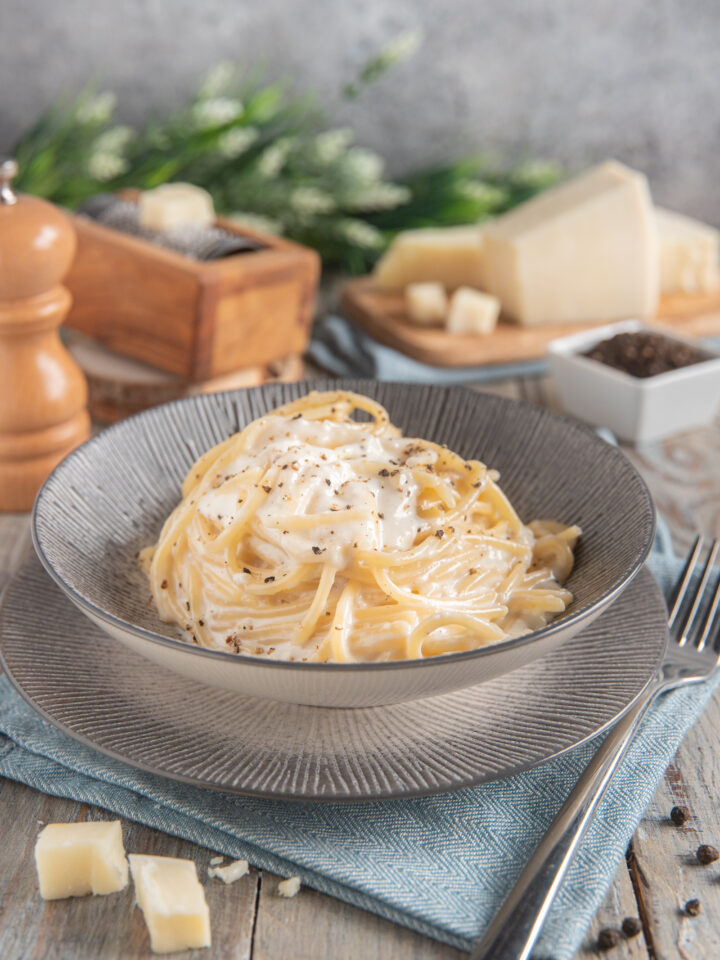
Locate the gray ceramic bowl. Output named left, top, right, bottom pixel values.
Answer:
left=32, top=380, right=656, bottom=707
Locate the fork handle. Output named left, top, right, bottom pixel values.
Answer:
left=471, top=676, right=661, bottom=960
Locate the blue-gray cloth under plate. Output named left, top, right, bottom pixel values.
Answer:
left=0, top=519, right=713, bottom=958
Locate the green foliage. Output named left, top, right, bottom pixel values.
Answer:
left=11, top=50, right=561, bottom=273
left=370, top=158, right=563, bottom=231
left=343, top=30, right=423, bottom=100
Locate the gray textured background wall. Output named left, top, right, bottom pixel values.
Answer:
left=2, top=0, right=718, bottom=222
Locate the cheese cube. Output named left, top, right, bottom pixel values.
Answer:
left=138, top=183, right=215, bottom=232
left=373, top=226, right=486, bottom=290
left=405, top=282, right=448, bottom=325
left=483, top=161, right=658, bottom=325
left=129, top=855, right=210, bottom=954
left=446, top=287, right=500, bottom=334
left=34, top=820, right=128, bottom=900
left=656, top=207, right=719, bottom=295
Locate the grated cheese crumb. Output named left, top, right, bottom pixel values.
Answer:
left=208, top=859, right=249, bottom=884
left=277, top=876, right=301, bottom=898
left=209, top=856, right=224, bottom=866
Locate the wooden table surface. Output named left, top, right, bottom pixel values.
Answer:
left=1, top=374, right=719, bottom=960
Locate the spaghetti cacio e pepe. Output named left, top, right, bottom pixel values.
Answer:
left=140, top=391, right=580, bottom=662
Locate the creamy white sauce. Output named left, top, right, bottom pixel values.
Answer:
left=197, top=415, right=430, bottom=570
left=148, top=407, right=575, bottom=662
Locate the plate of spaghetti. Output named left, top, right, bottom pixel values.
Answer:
left=140, top=390, right=580, bottom=663
left=32, top=381, right=655, bottom=707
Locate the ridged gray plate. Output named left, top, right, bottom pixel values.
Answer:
left=0, top=556, right=667, bottom=800
left=30, top=380, right=656, bottom=707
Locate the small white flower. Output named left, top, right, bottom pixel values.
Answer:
left=290, top=187, right=336, bottom=216
left=76, top=91, right=116, bottom=125
left=338, top=218, right=384, bottom=249
left=217, top=126, right=259, bottom=158
left=456, top=180, right=506, bottom=205
left=343, top=182, right=410, bottom=210
left=191, top=97, right=243, bottom=130
left=313, top=128, right=354, bottom=165
left=92, top=125, right=134, bottom=154
left=342, top=148, right=384, bottom=185
left=199, top=62, right=236, bottom=99
left=513, top=160, right=563, bottom=184
left=86, top=152, right=128, bottom=181
left=86, top=125, right=133, bottom=181
left=256, top=138, right=293, bottom=178
left=379, top=29, right=423, bottom=65
left=228, top=212, right=282, bottom=234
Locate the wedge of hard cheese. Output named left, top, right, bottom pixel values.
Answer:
left=482, top=161, right=658, bottom=326
left=656, top=207, right=719, bottom=295
left=130, top=854, right=211, bottom=954
left=373, top=225, right=486, bottom=290
left=34, top=820, right=129, bottom=900
left=138, top=183, right=215, bottom=232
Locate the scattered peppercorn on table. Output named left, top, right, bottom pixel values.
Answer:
left=1, top=370, right=719, bottom=959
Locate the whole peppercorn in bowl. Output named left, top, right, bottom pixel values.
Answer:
left=547, top=320, right=720, bottom=443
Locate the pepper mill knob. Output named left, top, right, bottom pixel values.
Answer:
left=0, top=160, right=90, bottom=511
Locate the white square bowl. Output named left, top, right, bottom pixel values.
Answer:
left=547, top=320, right=720, bottom=444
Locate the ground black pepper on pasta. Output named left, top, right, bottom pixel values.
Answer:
left=139, top=390, right=581, bottom=663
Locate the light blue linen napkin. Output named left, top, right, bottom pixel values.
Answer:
left=0, top=520, right=713, bottom=959
left=308, top=313, right=720, bottom=384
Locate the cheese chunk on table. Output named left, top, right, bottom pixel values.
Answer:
left=483, top=161, right=658, bottom=325
left=138, top=183, right=215, bottom=232
left=277, top=875, right=302, bottom=898
left=207, top=858, right=249, bottom=884
left=34, top=820, right=128, bottom=900
left=129, top=854, right=211, bottom=954
left=405, top=282, right=448, bottom=325
left=656, top=207, right=719, bottom=295
left=373, top=226, right=486, bottom=290
left=446, top=287, right=500, bottom=334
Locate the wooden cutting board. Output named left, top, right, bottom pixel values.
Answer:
left=340, top=277, right=720, bottom=368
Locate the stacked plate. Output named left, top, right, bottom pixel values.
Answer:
left=0, top=381, right=659, bottom=800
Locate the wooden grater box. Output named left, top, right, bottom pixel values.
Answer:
left=63, top=202, right=320, bottom=381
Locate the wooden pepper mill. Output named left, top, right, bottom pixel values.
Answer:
left=0, top=159, right=90, bottom=511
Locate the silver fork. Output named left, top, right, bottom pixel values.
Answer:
left=472, top=536, right=720, bottom=960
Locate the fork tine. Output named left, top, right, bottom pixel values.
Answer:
left=679, top=540, right=720, bottom=647
left=668, top=535, right=703, bottom=630
left=697, top=541, right=720, bottom=652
